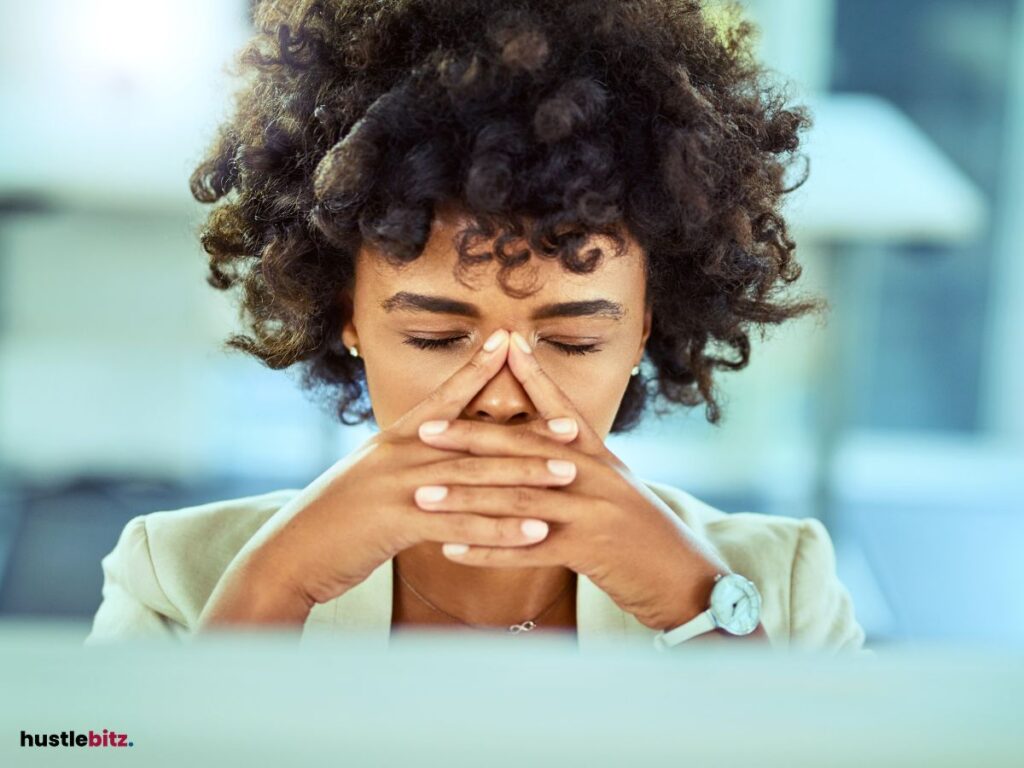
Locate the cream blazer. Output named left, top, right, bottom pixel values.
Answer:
left=83, top=478, right=870, bottom=654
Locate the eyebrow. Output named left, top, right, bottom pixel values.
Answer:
left=379, top=291, right=625, bottom=321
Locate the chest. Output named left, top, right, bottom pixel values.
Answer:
left=390, top=577, right=578, bottom=640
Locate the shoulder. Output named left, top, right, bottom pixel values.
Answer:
left=640, top=478, right=868, bottom=652
left=641, top=477, right=806, bottom=569
left=90, top=488, right=302, bottom=636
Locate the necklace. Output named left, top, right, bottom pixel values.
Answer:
left=393, top=559, right=574, bottom=634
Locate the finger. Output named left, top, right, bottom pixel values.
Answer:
left=506, top=331, right=606, bottom=455
left=412, top=509, right=552, bottom=548
left=404, top=454, right=578, bottom=487
left=418, top=417, right=582, bottom=456
left=415, top=419, right=615, bottom=499
left=413, top=484, right=585, bottom=524
left=389, top=328, right=510, bottom=439
left=440, top=539, right=563, bottom=568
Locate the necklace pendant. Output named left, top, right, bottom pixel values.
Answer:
left=508, top=620, right=537, bottom=634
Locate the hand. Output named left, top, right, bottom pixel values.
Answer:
left=211, top=328, right=579, bottom=619
left=414, top=330, right=740, bottom=632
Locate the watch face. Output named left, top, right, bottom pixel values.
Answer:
left=709, top=574, right=762, bottom=635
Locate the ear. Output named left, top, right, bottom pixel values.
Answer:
left=338, top=286, right=359, bottom=351
left=636, top=302, right=652, bottom=366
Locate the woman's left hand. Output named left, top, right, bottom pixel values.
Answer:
left=414, top=331, right=739, bottom=632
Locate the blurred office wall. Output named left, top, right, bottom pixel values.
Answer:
left=0, top=0, right=1020, bottom=648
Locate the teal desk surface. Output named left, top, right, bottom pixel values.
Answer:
left=1, top=620, right=1021, bottom=768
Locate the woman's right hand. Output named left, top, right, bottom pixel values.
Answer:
left=197, top=328, right=579, bottom=629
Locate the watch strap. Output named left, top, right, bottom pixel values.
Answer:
left=653, top=608, right=717, bottom=651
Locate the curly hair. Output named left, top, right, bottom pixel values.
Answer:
left=189, top=0, right=826, bottom=433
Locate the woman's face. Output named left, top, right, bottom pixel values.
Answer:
left=341, top=205, right=652, bottom=439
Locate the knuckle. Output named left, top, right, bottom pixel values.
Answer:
left=520, top=364, right=543, bottom=385
left=455, top=456, right=484, bottom=480
left=446, top=485, right=470, bottom=510
left=591, top=498, right=620, bottom=524
left=520, top=423, right=554, bottom=447
left=449, top=514, right=475, bottom=541
left=510, top=486, right=535, bottom=514
left=495, top=517, right=518, bottom=544
left=424, top=386, right=450, bottom=409
left=481, top=549, right=499, bottom=565
left=458, top=419, right=479, bottom=440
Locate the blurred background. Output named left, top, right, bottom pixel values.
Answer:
left=0, top=0, right=1020, bottom=649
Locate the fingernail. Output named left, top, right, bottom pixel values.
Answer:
left=419, top=420, right=449, bottom=436
left=416, top=485, right=449, bottom=504
left=483, top=329, right=508, bottom=352
left=547, top=418, right=576, bottom=435
left=547, top=459, right=576, bottom=478
left=511, top=331, right=532, bottom=354
left=443, top=543, right=469, bottom=556
left=521, top=519, right=548, bottom=539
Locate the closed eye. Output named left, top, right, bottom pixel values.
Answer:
left=402, top=335, right=601, bottom=356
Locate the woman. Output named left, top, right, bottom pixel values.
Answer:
left=85, top=0, right=868, bottom=652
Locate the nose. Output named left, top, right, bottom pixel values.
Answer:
left=461, top=361, right=536, bottom=426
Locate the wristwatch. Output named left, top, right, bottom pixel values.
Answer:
left=653, top=572, right=762, bottom=651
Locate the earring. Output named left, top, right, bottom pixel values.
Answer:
left=631, top=365, right=640, bottom=377
left=349, top=346, right=360, bottom=358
